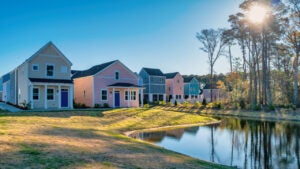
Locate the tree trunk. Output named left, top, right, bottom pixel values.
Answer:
left=293, top=53, right=299, bottom=106
left=210, top=65, right=213, bottom=102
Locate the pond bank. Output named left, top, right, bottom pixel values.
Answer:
left=154, top=106, right=300, bottom=122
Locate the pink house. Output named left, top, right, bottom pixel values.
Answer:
left=72, top=60, right=142, bottom=108
left=165, top=72, right=184, bottom=102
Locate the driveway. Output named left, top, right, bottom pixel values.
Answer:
left=0, top=102, right=22, bottom=112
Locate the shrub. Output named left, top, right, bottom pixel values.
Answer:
left=267, top=104, right=275, bottom=111
left=183, top=101, right=189, bottom=108
left=174, top=100, right=178, bottom=106
left=206, top=102, right=214, bottom=109
left=290, top=104, right=296, bottom=111
left=94, top=104, right=101, bottom=108
left=144, top=104, right=150, bottom=108
left=159, top=101, right=166, bottom=106
left=167, top=102, right=174, bottom=107
left=252, top=104, right=261, bottom=111
left=20, top=100, right=31, bottom=110
left=239, top=98, right=246, bottom=109
left=103, top=103, right=109, bottom=108
left=194, top=101, right=201, bottom=108
left=202, top=98, right=207, bottom=106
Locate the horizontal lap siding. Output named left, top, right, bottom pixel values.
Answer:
left=94, top=61, right=139, bottom=107
left=74, top=76, right=94, bottom=107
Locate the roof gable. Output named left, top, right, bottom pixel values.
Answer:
left=26, top=41, right=72, bottom=66
left=142, top=67, right=164, bottom=76
left=72, top=60, right=117, bottom=79
left=164, top=72, right=180, bottom=79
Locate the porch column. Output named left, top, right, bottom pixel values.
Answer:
left=44, top=84, right=48, bottom=109
left=141, top=89, right=144, bottom=107
left=112, top=88, right=115, bottom=108
left=70, top=85, right=73, bottom=109
left=127, top=88, right=130, bottom=107
left=30, top=85, right=33, bottom=109
left=58, top=85, right=61, bottom=109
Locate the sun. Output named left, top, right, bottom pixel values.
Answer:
left=246, top=4, right=269, bottom=24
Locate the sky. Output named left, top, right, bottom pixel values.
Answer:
left=0, top=0, right=243, bottom=76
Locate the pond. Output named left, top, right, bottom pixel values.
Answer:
left=129, top=117, right=300, bottom=169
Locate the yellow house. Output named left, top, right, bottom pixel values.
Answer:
left=10, top=42, right=73, bottom=109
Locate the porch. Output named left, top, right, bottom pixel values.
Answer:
left=29, top=78, right=73, bottom=109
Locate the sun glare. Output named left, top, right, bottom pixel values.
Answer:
left=247, top=4, right=269, bottom=24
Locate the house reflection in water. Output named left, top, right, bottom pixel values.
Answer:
left=131, top=128, right=190, bottom=142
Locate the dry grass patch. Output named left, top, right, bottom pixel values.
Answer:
left=0, top=108, right=232, bottom=169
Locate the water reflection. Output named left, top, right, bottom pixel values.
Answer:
left=130, top=118, right=300, bottom=169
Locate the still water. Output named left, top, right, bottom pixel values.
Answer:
left=130, top=118, right=300, bottom=169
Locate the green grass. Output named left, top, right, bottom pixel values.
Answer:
left=0, top=108, right=232, bottom=169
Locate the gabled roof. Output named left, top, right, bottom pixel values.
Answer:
left=164, top=72, right=178, bottom=79
left=26, top=41, right=72, bottom=66
left=72, top=60, right=117, bottom=79
left=142, top=68, right=164, bottom=76
left=183, top=76, right=195, bottom=83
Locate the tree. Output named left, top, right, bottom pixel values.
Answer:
left=196, top=29, right=228, bottom=102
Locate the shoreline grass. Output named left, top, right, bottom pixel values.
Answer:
left=0, top=108, right=233, bottom=169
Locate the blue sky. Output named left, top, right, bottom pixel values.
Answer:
left=0, top=0, right=243, bottom=76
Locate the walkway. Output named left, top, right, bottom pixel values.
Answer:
left=0, top=102, right=23, bottom=112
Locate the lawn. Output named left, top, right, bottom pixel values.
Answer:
left=0, top=108, right=232, bottom=169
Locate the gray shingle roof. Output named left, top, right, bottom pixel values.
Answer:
left=183, top=76, right=195, bottom=83
left=143, top=68, right=164, bottom=76
left=72, top=60, right=117, bottom=79
left=164, top=72, right=178, bottom=79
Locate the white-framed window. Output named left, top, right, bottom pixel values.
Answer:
left=101, top=90, right=108, bottom=101
left=131, top=91, right=136, bottom=100
left=115, top=71, right=119, bottom=80
left=125, top=91, right=129, bottom=100
left=33, top=88, right=39, bottom=100
left=32, top=64, right=39, bottom=71
left=46, top=64, right=54, bottom=77
left=61, top=66, right=67, bottom=73
left=47, top=88, right=54, bottom=100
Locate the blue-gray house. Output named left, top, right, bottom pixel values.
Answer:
left=139, top=68, right=166, bottom=103
left=183, top=76, right=200, bottom=100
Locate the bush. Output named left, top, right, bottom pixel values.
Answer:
left=144, top=104, right=150, bottom=108
left=103, top=103, right=109, bottom=108
left=239, top=98, right=246, bottom=109
left=167, top=102, right=174, bottom=107
left=159, top=101, right=166, bottom=106
left=174, top=100, right=178, bottom=106
left=20, top=100, right=31, bottom=110
left=202, top=98, right=207, bottom=106
left=194, top=101, right=201, bottom=108
left=206, top=102, right=214, bottom=109
left=251, top=104, right=261, bottom=111
left=94, top=104, right=101, bottom=108
left=267, top=104, right=275, bottom=111
left=290, top=104, right=296, bottom=111
left=183, top=101, right=189, bottom=108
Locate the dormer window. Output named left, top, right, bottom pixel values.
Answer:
left=32, top=64, right=39, bottom=71
left=46, top=64, right=54, bottom=77
left=115, top=71, right=119, bottom=80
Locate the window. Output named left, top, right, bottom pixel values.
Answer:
left=195, top=95, right=198, bottom=99
left=47, top=88, right=54, bottom=100
left=159, top=95, right=164, bottom=101
left=33, top=88, right=39, bottom=100
left=131, top=91, right=136, bottom=100
left=101, top=90, right=107, bottom=101
left=176, top=95, right=179, bottom=99
left=32, top=64, right=39, bottom=71
left=115, top=71, right=119, bottom=80
left=125, top=91, right=129, bottom=100
left=61, top=66, right=67, bottom=73
left=46, top=65, right=54, bottom=77
left=179, top=95, right=182, bottom=99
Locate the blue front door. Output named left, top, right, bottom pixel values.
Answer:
left=61, top=89, right=68, bottom=108
left=114, top=91, right=120, bottom=107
